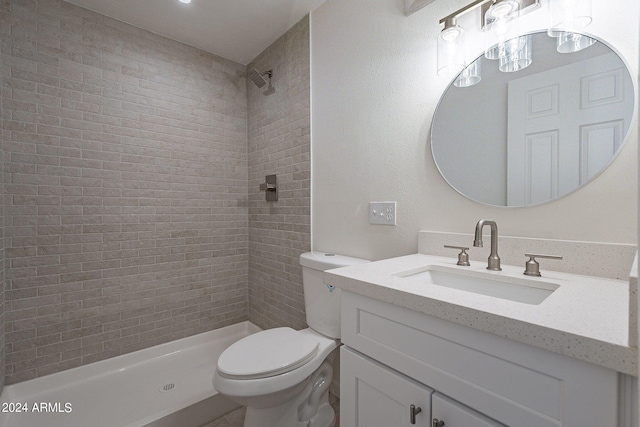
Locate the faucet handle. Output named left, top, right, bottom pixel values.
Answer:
left=444, top=245, right=470, bottom=266
left=523, top=253, right=563, bottom=277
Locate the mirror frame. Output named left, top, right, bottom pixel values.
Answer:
left=430, top=31, right=637, bottom=208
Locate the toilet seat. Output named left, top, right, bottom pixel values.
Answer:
left=217, top=327, right=319, bottom=380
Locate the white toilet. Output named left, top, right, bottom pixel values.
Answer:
left=213, top=252, right=368, bottom=427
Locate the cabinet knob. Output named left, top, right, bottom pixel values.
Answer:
left=432, top=419, right=445, bottom=427
left=410, top=404, right=422, bottom=424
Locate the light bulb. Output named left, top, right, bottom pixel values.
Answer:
left=441, top=26, right=463, bottom=42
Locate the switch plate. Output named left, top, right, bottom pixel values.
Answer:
left=369, top=202, right=397, bottom=225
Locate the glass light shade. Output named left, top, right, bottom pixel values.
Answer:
left=484, top=0, right=520, bottom=60
left=454, top=59, right=481, bottom=87
left=485, top=0, right=520, bottom=23
left=548, top=0, right=592, bottom=37
left=556, top=31, right=596, bottom=53
left=484, top=20, right=519, bottom=60
left=437, top=23, right=466, bottom=76
left=499, top=35, right=532, bottom=72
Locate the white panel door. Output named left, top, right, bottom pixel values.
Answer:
left=341, top=347, right=433, bottom=427
left=507, top=53, right=628, bottom=205
left=580, top=120, right=623, bottom=182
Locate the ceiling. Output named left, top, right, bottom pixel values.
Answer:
left=63, top=0, right=327, bottom=65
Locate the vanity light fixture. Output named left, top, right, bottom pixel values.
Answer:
left=437, top=0, right=594, bottom=80
left=438, top=0, right=538, bottom=78
left=437, top=17, right=466, bottom=76
left=178, top=0, right=191, bottom=3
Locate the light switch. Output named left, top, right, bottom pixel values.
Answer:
left=369, top=202, right=396, bottom=225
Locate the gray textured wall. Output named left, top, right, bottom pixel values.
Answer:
left=1, top=0, right=250, bottom=384
left=247, top=17, right=311, bottom=331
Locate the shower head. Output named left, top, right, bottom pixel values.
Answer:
left=249, top=68, right=272, bottom=88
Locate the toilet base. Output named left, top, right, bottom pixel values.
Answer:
left=244, top=401, right=335, bottom=427
left=242, top=360, right=335, bottom=427
left=307, top=401, right=336, bottom=427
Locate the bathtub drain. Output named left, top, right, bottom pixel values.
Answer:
left=158, top=382, right=178, bottom=393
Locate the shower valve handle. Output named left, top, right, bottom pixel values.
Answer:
left=259, top=183, right=276, bottom=191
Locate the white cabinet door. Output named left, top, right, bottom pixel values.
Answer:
left=432, top=393, right=506, bottom=427
left=341, top=291, right=619, bottom=427
left=341, top=347, right=433, bottom=427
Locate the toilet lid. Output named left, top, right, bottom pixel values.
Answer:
left=217, top=327, right=319, bottom=379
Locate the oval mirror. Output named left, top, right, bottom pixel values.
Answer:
left=431, top=31, right=635, bottom=207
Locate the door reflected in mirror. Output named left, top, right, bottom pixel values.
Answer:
left=431, top=32, right=634, bottom=207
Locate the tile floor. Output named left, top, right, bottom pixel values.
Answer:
left=201, top=394, right=340, bottom=427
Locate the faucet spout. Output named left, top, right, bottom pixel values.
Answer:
left=473, top=220, right=501, bottom=271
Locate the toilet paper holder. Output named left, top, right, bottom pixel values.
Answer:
left=259, top=174, right=278, bottom=201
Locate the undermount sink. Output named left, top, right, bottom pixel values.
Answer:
left=392, top=265, right=559, bottom=305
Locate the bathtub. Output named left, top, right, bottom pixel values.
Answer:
left=0, top=321, right=260, bottom=427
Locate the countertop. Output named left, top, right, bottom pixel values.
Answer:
left=325, top=253, right=637, bottom=376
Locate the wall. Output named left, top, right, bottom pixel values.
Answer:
left=247, top=17, right=311, bottom=331
left=0, top=1, right=4, bottom=393
left=311, top=0, right=639, bottom=261
left=1, top=0, right=249, bottom=384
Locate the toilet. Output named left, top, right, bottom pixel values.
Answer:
left=213, top=252, right=369, bottom=427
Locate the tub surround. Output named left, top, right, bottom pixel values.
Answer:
left=325, top=234, right=637, bottom=376
left=247, top=16, right=311, bottom=332
left=0, top=0, right=311, bottom=387
left=1, top=0, right=249, bottom=385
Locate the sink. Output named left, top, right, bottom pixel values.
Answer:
left=392, top=265, right=559, bottom=305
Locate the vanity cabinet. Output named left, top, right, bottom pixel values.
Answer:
left=432, top=393, right=505, bottom=427
left=340, top=290, right=620, bottom=427
left=342, top=346, right=505, bottom=427
left=341, top=347, right=433, bottom=426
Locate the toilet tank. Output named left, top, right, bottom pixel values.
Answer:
left=299, top=252, right=369, bottom=339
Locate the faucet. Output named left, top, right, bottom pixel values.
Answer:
left=473, top=220, right=501, bottom=271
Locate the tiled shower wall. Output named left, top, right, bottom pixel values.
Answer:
left=247, top=17, right=311, bottom=331
left=1, top=0, right=250, bottom=384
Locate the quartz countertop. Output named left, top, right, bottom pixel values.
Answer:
left=325, top=253, right=637, bottom=376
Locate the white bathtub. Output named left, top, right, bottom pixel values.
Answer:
left=0, top=321, right=260, bottom=427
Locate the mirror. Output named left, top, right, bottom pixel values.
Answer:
left=431, top=32, right=635, bottom=207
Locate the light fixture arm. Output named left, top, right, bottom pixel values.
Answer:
left=439, top=0, right=491, bottom=25
left=439, top=0, right=540, bottom=29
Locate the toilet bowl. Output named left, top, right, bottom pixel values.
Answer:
left=215, top=328, right=338, bottom=426
left=213, top=252, right=369, bottom=427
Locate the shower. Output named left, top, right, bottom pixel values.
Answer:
left=248, top=68, right=275, bottom=95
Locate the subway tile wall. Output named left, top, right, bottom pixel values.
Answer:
left=1, top=0, right=251, bottom=384
left=247, top=17, right=311, bottom=331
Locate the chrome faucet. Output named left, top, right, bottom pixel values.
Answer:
left=473, top=220, right=501, bottom=271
